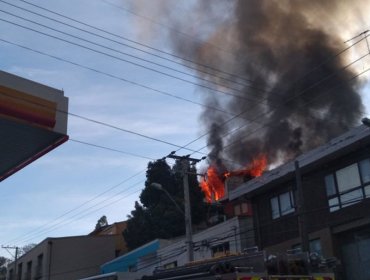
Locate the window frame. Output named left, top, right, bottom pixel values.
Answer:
left=270, top=190, right=295, bottom=220
left=325, top=158, right=370, bottom=212
left=211, top=242, right=230, bottom=257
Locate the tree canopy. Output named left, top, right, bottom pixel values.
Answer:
left=95, top=215, right=108, bottom=230
left=123, top=159, right=207, bottom=250
left=0, top=256, right=10, bottom=280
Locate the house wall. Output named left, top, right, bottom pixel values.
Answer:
left=101, top=239, right=173, bottom=275
left=249, top=140, right=370, bottom=280
left=7, top=236, right=117, bottom=280
left=253, top=144, right=370, bottom=255
left=137, top=216, right=255, bottom=276
left=49, top=236, right=117, bottom=280
left=253, top=181, right=299, bottom=248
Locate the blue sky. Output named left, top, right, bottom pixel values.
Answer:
left=1, top=0, right=370, bottom=260
left=0, top=0, right=209, bottom=257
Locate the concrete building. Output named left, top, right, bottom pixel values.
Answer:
left=89, top=221, right=128, bottom=257
left=93, top=216, right=253, bottom=280
left=6, top=235, right=118, bottom=280
left=101, top=239, right=173, bottom=276
left=147, top=216, right=254, bottom=271
left=227, top=124, right=370, bottom=280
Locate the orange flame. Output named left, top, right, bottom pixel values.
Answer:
left=200, top=154, right=267, bottom=203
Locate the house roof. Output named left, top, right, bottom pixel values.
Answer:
left=0, top=71, right=68, bottom=181
left=229, top=124, right=370, bottom=200
left=89, top=221, right=127, bottom=236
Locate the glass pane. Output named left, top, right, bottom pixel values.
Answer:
left=241, top=202, right=249, bottom=214
left=280, top=192, right=294, bottom=216
left=340, top=189, right=363, bottom=207
left=234, top=205, right=241, bottom=216
left=365, top=186, right=370, bottom=198
left=336, top=163, right=361, bottom=192
left=329, top=197, right=340, bottom=212
left=270, top=197, right=280, bottom=219
left=325, top=174, right=336, bottom=196
left=359, top=159, right=370, bottom=183
left=309, top=239, right=322, bottom=256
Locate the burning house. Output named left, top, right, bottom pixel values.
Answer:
left=140, top=0, right=369, bottom=208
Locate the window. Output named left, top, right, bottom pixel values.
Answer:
left=26, top=261, right=32, bottom=280
left=325, top=158, right=370, bottom=212
left=164, top=261, right=177, bottom=269
left=36, top=254, right=43, bottom=279
left=8, top=269, right=14, bottom=280
left=128, top=263, right=137, bottom=272
left=212, top=242, right=230, bottom=257
left=270, top=191, right=295, bottom=219
left=233, top=202, right=250, bottom=216
left=234, top=204, right=241, bottom=216
left=17, top=263, right=22, bottom=280
left=309, top=239, right=322, bottom=256
left=291, top=239, right=322, bottom=256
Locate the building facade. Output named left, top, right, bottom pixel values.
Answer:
left=228, top=124, right=370, bottom=280
left=89, top=221, right=128, bottom=256
left=7, top=235, right=118, bottom=280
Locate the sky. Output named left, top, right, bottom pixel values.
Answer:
left=0, top=0, right=209, bottom=258
left=1, top=0, right=370, bottom=260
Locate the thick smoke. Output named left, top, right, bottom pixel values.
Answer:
left=130, top=0, right=368, bottom=168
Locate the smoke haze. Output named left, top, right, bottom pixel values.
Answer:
left=129, top=0, right=369, bottom=168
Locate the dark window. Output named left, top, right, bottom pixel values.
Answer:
left=35, top=254, right=43, bottom=279
left=17, top=263, right=22, bottom=280
left=25, top=261, right=32, bottom=280
left=270, top=191, right=295, bottom=219
left=211, top=242, right=230, bottom=257
left=325, top=159, right=370, bottom=212
left=8, top=269, right=14, bottom=280
left=292, top=239, right=322, bottom=256
left=164, top=261, right=177, bottom=269
left=128, top=263, right=137, bottom=272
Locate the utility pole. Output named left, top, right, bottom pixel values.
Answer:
left=294, top=161, right=309, bottom=253
left=1, top=245, right=19, bottom=279
left=166, top=152, right=206, bottom=262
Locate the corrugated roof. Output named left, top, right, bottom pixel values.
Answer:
left=229, top=124, right=370, bottom=200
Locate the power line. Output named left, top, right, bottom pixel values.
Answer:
left=1, top=8, right=368, bottom=250
left=5, top=170, right=146, bottom=244
left=0, top=87, right=206, bottom=155
left=69, top=139, right=156, bottom=161
left=17, top=182, right=143, bottom=244
left=188, top=50, right=370, bottom=156
left=0, top=37, right=256, bottom=137
left=1, top=36, right=368, bottom=245
left=1, top=1, right=367, bottom=156
left=0, top=15, right=265, bottom=104
left=1, top=32, right=366, bottom=159
left=14, top=0, right=268, bottom=93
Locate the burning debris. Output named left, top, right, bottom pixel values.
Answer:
left=200, top=155, right=267, bottom=202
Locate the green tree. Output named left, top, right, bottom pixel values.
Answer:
left=95, top=215, right=108, bottom=230
left=0, top=256, right=9, bottom=280
left=123, top=159, right=207, bottom=250
left=18, top=244, right=37, bottom=257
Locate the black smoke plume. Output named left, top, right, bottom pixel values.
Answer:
left=132, top=0, right=367, bottom=168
